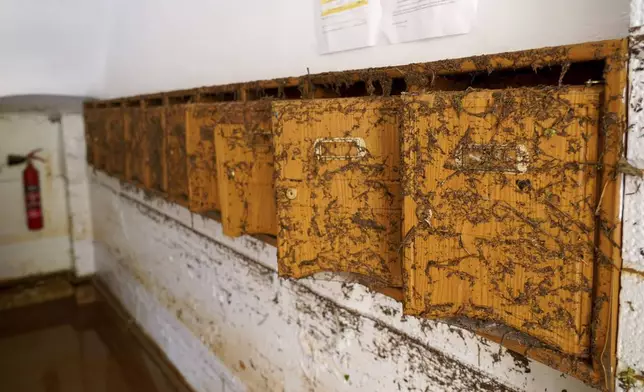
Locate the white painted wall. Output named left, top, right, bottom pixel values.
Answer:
left=101, top=0, right=630, bottom=98
left=0, top=0, right=630, bottom=99
left=0, top=113, right=71, bottom=280
left=0, top=0, right=112, bottom=97
left=615, top=6, right=644, bottom=391
left=92, top=174, right=597, bottom=392
left=61, top=114, right=95, bottom=277
left=0, top=109, right=94, bottom=280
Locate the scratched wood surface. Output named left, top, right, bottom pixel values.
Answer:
left=402, top=87, right=602, bottom=356
left=273, top=97, right=403, bottom=287
left=214, top=102, right=277, bottom=237
left=105, top=108, right=126, bottom=178
left=124, top=107, right=147, bottom=185
left=83, top=109, right=99, bottom=167
left=186, top=104, right=220, bottom=214
left=91, top=109, right=109, bottom=172
left=165, top=106, right=189, bottom=206
left=145, top=106, right=166, bottom=193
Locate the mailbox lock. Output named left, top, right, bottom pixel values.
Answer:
left=286, top=188, right=297, bottom=200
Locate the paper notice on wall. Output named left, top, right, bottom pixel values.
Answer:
left=315, top=0, right=382, bottom=54
left=381, top=0, right=478, bottom=44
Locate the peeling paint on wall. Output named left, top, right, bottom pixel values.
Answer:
left=615, top=6, right=644, bottom=391
left=91, top=170, right=597, bottom=392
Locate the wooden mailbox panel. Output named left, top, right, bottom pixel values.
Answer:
left=145, top=107, right=166, bottom=193
left=83, top=109, right=100, bottom=167
left=92, top=109, right=109, bottom=171
left=186, top=104, right=220, bottom=214
left=105, top=108, right=125, bottom=178
left=165, top=106, right=189, bottom=205
left=273, top=97, right=403, bottom=287
left=124, top=107, right=147, bottom=186
left=214, top=102, right=277, bottom=237
left=401, top=87, right=602, bottom=356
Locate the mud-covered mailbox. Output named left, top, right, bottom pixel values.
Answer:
left=214, top=101, right=277, bottom=237
left=165, top=105, right=189, bottom=206
left=144, top=104, right=166, bottom=193
left=105, top=107, right=125, bottom=178
left=124, top=106, right=146, bottom=186
left=272, top=97, right=403, bottom=288
left=401, top=87, right=602, bottom=356
left=88, top=109, right=109, bottom=171
left=83, top=109, right=100, bottom=167
left=186, top=104, right=220, bottom=214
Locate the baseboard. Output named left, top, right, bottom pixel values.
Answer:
left=0, top=272, right=76, bottom=311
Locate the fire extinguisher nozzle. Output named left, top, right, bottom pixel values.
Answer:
left=7, top=155, right=28, bottom=166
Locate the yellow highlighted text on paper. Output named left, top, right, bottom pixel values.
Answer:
left=321, top=0, right=368, bottom=17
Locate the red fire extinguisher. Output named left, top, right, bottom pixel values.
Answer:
left=7, top=149, right=45, bottom=231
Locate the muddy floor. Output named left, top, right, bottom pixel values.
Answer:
left=0, top=296, right=191, bottom=392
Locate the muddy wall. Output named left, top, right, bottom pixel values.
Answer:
left=91, top=170, right=600, bottom=392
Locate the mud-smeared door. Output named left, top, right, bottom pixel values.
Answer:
left=145, top=107, right=166, bottom=193
left=105, top=108, right=125, bottom=178
left=402, top=87, right=602, bottom=355
left=165, top=106, right=189, bottom=206
left=273, top=97, right=403, bottom=287
left=187, top=105, right=220, bottom=214
left=124, top=107, right=146, bottom=186
left=214, top=102, right=277, bottom=237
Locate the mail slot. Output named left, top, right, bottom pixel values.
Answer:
left=273, top=97, right=403, bottom=287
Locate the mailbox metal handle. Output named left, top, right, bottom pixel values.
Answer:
left=313, top=137, right=367, bottom=161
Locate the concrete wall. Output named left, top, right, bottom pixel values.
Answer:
left=615, top=2, right=644, bottom=390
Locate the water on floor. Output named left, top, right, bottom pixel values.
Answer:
left=0, top=295, right=190, bottom=392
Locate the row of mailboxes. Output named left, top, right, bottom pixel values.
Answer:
left=85, top=85, right=602, bottom=356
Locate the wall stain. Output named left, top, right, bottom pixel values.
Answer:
left=101, top=186, right=520, bottom=391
